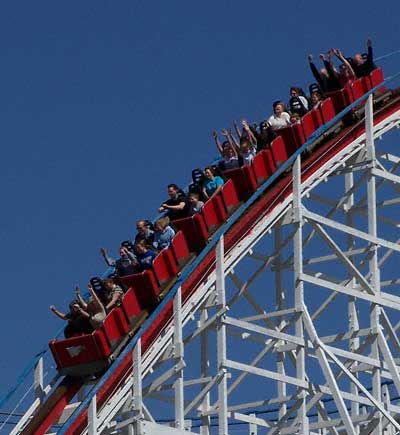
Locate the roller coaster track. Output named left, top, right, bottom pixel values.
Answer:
left=3, top=79, right=400, bottom=435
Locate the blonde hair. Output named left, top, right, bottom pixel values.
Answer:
left=155, top=216, right=170, bottom=230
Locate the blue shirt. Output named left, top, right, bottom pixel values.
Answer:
left=204, top=176, right=224, bottom=197
left=153, top=226, right=175, bottom=250
left=137, top=249, right=157, bottom=271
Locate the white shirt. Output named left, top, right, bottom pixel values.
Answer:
left=241, top=148, right=256, bottom=166
left=268, top=112, right=291, bottom=130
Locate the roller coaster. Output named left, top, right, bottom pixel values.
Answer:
left=2, top=55, right=400, bottom=435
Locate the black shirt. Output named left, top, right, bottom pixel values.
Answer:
left=256, top=122, right=276, bottom=150
left=309, top=60, right=341, bottom=93
left=288, top=96, right=308, bottom=116
left=164, top=193, right=190, bottom=220
left=353, top=47, right=376, bottom=78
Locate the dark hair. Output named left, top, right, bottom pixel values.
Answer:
left=135, top=239, right=147, bottom=249
left=102, top=278, right=114, bottom=287
left=311, top=91, right=323, bottom=101
left=121, top=240, right=134, bottom=252
left=273, top=100, right=286, bottom=111
left=204, top=166, right=215, bottom=174
left=167, top=183, right=180, bottom=191
left=222, top=140, right=230, bottom=148
left=68, top=300, right=80, bottom=311
left=290, top=86, right=305, bottom=96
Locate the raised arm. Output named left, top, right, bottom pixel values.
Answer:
left=308, top=54, right=323, bottom=88
left=100, top=247, right=116, bottom=267
left=367, top=37, right=373, bottom=64
left=226, top=129, right=241, bottom=153
left=212, top=131, right=224, bottom=155
left=87, top=284, right=104, bottom=312
left=323, top=51, right=339, bottom=79
left=230, top=142, right=238, bottom=158
left=75, top=286, right=88, bottom=309
left=241, top=119, right=257, bottom=146
left=123, top=247, right=137, bottom=262
left=327, top=49, right=335, bottom=70
left=221, top=128, right=236, bottom=149
left=50, top=305, right=67, bottom=320
left=333, top=48, right=356, bottom=78
left=232, top=120, right=242, bottom=139
left=76, top=307, right=90, bottom=319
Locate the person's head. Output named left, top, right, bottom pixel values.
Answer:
left=119, top=246, right=128, bottom=257
left=339, top=63, right=352, bottom=79
left=155, top=217, right=169, bottom=232
left=240, top=139, right=252, bottom=153
left=69, top=300, right=81, bottom=315
left=136, top=220, right=148, bottom=235
left=353, top=53, right=364, bottom=66
left=259, top=121, right=270, bottom=138
left=222, top=144, right=235, bottom=159
left=135, top=239, right=148, bottom=255
left=311, top=91, right=322, bottom=105
left=102, top=278, right=115, bottom=291
left=167, top=184, right=180, bottom=200
left=290, top=113, right=301, bottom=124
left=241, top=128, right=251, bottom=141
left=204, top=166, right=215, bottom=180
left=273, top=101, right=286, bottom=116
left=290, top=87, right=300, bottom=97
left=319, top=68, right=328, bottom=78
left=189, top=192, right=200, bottom=204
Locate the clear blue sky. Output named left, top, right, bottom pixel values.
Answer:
left=1, top=0, right=400, bottom=395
